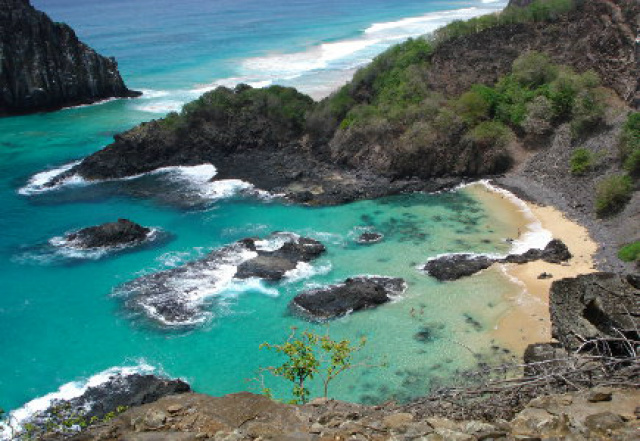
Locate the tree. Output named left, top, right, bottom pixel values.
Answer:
left=259, top=327, right=371, bottom=404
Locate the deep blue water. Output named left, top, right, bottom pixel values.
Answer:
left=0, top=0, right=511, bottom=429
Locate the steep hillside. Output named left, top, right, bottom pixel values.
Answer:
left=0, top=0, right=140, bottom=116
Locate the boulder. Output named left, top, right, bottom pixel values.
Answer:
left=423, top=254, right=495, bottom=281
left=290, top=277, right=406, bottom=321
left=550, top=273, right=640, bottom=355
left=357, top=232, right=384, bottom=244
left=64, top=219, right=151, bottom=249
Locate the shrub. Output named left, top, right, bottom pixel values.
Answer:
left=454, top=90, right=491, bottom=125
left=624, top=148, right=640, bottom=177
left=522, top=95, right=554, bottom=135
left=620, top=112, right=640, bottom=161
left=466, top=121, right=514, bottom=148
left=512, top=52, right=558, bottom=88
left=259, top=328, right=371, bottom=404
left=595, top=175, right=633, bottom=217
left=569, top=148, right=593, bottom=175
left=618, top=242, right=640, bottom=263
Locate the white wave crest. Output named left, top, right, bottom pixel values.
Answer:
left=0, top=362, right=156, bottom=440
left=284, top=261, right=332, bottom=283
left=18, top=161, right=84, bottom=196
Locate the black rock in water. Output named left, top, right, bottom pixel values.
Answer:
left=0, top=0, right=140, bottom=116
left=290, top=277, right=406, bottom=321
left=120, top=233, right=326, bottom=327
left=423, top=254, right=495, bottom=282
left=503, top=239, right=572, bottom=264
left=235, top=236, right=326, bottom=280
left=65, top=219, right=151, bottom=249
left=357, top=232, right=384, bottom=244
left=423, top=239, right=573, bottom=282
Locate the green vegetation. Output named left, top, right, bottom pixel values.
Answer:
left=570, top=148, right=593, bottom=175
left=429, top=0, right=575, bottom=46
left=259, top=328, right=372, bottom=404
left=1, top=404, right=128, bottom=441
left=621, top=113, right=640, bottom=177
left=158, top=84, right=314, bottom=135
left=595, top=175, right=633, bottom=218
left=618, top=242, right=640, bottom=263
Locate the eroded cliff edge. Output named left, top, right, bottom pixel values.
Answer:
left=0, top=0, right=140, bottom=116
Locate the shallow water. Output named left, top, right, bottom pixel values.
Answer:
left=0, top=0, right=517, bottom=420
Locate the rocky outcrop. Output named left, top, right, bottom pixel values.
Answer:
left=290, top=277, right=406, bottom=321
left=65, top=388, right=640, bottom=441
left=20, top=374, right=190, bottom=439
left=235, top=236, right=326, bottom=280
left=0, top=0, right=140, bottom=116
left=550, top=272, right=640, bottom=355
left=357, top=232, right=384, bottom=244
left=119, top=233, right=326, bottom=327
left=62, top=219, right=152, bottom=249
left=424, top=239, right=572, bottom=281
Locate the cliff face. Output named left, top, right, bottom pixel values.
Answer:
left=0, top=0, right=140, bottom=116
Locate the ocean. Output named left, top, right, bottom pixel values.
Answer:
left=0, top=0, right=540, bottom=431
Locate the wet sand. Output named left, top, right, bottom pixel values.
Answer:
left=493, top=201, right=598, bottom=354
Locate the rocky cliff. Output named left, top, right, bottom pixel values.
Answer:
left=0, top=0, right=140, bottom=116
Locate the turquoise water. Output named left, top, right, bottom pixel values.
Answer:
left=0, top=0, right=511, bottom=419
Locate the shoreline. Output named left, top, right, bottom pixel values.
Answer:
left=479, top=183, right=599, bottom=354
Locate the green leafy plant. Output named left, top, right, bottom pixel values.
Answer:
left=259, top=327, right=372, bottom=404
left=618, top=242, right=640, bottom=263
left=595, top=175, right=633, bottom=217
left=569, top=148, right=593, bottom=175
left=624, top=148, right=640, bottom=177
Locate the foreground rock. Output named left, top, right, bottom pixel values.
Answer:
left=120, top=233, right=325, bottom=327
left=550, top=272, right=640, bottom=356
left=0, top=0, right=140, bottom=116
left=424, top=239, right=572, bottom=281
left=61, top=219, right=152, bottom=249
left=18, top=374, right=190, bottom=439
left=290, top=277, right=406, bottom=321
left=64, top=387, right=640, bottom=441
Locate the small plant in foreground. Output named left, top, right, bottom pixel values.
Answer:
left=569, top=148, right=593, bottom=175
left=259, top=327, right=375, bottom=404
left=595, top=175, right=633, bottom=218
left=618, top=242, right=640, bottom=263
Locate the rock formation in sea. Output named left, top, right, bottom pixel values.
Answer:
left=423, top=239, right=572, bottom=281
left=290, top=276, right=406, bottom=321
left=61, top=219, right=152, bottom=249
left=0, top=0, right=140, bottom=116
left=119, top=233, right=326, bottom=326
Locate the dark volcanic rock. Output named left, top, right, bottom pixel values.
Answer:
left=424, top=254, right=495, bottom=281
left=120, top=233, right=325, bottom=326
left=64, top=219, right=152, bottom=249
left=357, top=232, right=384, bottom=244
left=23, top=374, right=190, bottom=435
left=522, top=343, right=568, bottom=376
left=0, top=0, right=140, bottom=115
left=503, top=239, right=572, bottom=264
left=424, top=240, right=573, bottom=281
left=291, top=277, right=406, bottom=321
left=550, top=273, right=640, bottom=356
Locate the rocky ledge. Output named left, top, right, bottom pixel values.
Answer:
left=120, top=233, right=326, bottom=326
left=60, top=219, right=152, bottom=249
left=63, top=387, right=640, bottom=441
left=550, top=272, right=640, bottom=356
left=423, top=239, right=572, bottom=281
left=290, top=277, right=406, bottom=321
left=0, top=0, right=140, bottom=116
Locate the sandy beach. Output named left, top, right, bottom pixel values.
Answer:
left=492, top=197, right=599, bottom=354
